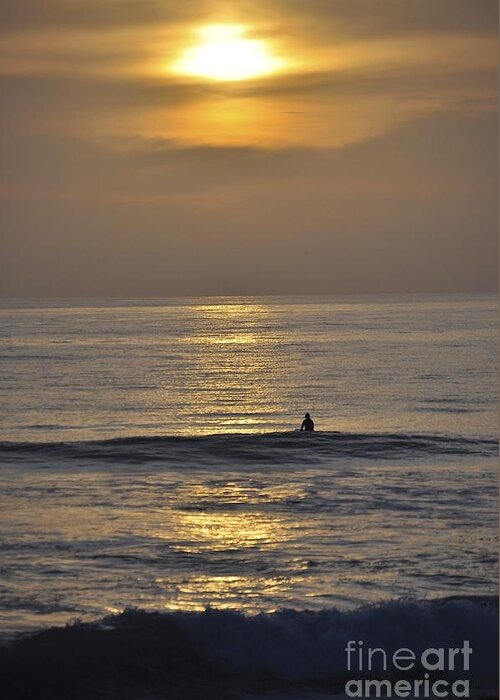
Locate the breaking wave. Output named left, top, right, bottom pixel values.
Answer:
left=1, top=596, right=497, bottom=699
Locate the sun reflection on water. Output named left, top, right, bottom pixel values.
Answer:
left=155, top=573, right=303, bottom=612
left=169, top=509, right=289, bottom=553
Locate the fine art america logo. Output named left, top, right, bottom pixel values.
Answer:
left=345, top=640, right=473, bottom=698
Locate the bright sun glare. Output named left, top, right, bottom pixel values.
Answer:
left=172, top=25, right=284, bottom=81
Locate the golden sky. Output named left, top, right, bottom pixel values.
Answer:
left=0, top=0, right=498, bottom=295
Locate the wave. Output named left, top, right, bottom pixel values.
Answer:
left=1, top=596, right=497, bottom=699
left=0, top=431, right=497, bottom=467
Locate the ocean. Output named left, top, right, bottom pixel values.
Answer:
left=0, top=294, right=498, bottom=699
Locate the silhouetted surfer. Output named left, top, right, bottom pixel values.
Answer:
left=300, top=413, right=314, bottom=431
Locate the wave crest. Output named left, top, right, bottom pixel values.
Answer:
left=1, top=597, right=498, bottom=699
left=0, top=431, right=497, bottom=466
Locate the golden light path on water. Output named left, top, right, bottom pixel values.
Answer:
left=3, top=458, right=496, bottom=628
left=0, top=297, right=497, bottom=632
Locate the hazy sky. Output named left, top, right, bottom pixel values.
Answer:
left=0, top=0, right=498, bottom=296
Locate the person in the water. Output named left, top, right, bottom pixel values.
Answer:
left=301, top=413, right=314, bottom=431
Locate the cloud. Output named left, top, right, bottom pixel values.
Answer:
left=0, top=0, right=209, bottom=32
left=0, top=0, right=497, bottom=295
left=257, top=0, right=498, bottom=39
left=1, top=0, right=497, bottom=36
left=1, top=0, right=496, bottom=155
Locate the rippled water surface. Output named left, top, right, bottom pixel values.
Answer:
left=0, top=294, right=497, bottom=440
left=0, top=295, right=497, bottom=635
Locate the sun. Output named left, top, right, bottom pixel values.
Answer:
left=172, top=24, right=284, bottom=81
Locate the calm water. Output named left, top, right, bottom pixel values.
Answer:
left=0, top=294, right=497, bottom=441
left=0, top=294, right=498, bottom=642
